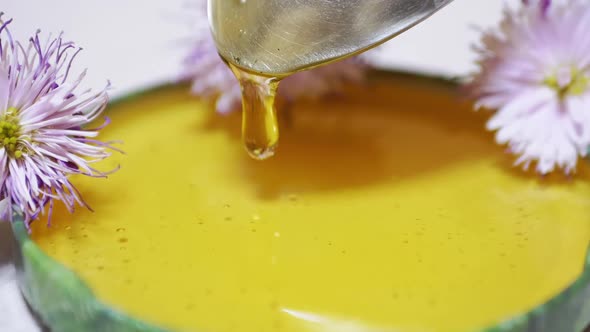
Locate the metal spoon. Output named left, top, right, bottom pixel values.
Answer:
left=209, top=0, right=454, bottom=77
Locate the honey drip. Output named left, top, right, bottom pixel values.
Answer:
left=229, top=64, right=281, bottom=161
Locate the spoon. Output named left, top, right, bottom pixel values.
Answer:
left=209, top=0, right=454, bottom=77
left=208, top=0, right=454, bottom=160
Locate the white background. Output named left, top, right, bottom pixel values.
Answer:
left=0, top=0, right=505, bottom=330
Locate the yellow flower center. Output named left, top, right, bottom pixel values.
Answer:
left=0, top=107, right=24, bottom=158
left=544, top=67, right=589, bottom=98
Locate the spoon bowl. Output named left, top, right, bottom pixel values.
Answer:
left=209, top=0, right=454, bottom=76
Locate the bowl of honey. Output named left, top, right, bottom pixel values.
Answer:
left=14, top=71, right=590, bottom=332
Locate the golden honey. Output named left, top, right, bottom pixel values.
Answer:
left=31, top=78, right=590, bottom=332
left=229, top=64, right=281, bottom=160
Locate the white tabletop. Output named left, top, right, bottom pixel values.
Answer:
left=0, top=0, right=504, bottom=330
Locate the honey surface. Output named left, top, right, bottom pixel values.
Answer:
left=31, top=78, right=590, bottom=332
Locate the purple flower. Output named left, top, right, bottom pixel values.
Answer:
left=181, top=1, right=369, bottom=114
left=0, top=15, right=116, bottom=226
left=467, top=0, right=590, bottom=174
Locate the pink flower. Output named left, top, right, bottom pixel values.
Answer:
left=467, top=0, right=590, bottom=174
left=0, top=15, right=117, bottom=226
left=181, top=1, right=369, bottom=114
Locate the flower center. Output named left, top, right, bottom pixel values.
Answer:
left=0, top=107, right=24, bottom=158
left=544, top=67, right=589, bottom=98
